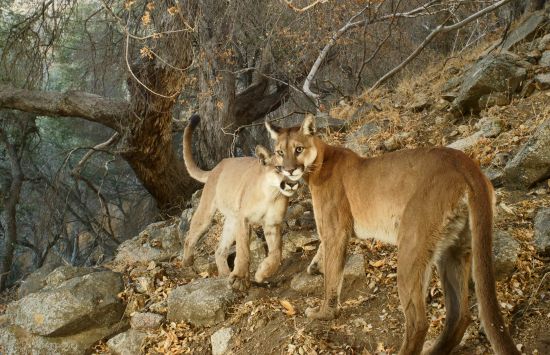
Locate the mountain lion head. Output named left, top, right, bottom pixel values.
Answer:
left=264, top=114, right=318, bottom=182
left=255, top=145, right=300, bottom=197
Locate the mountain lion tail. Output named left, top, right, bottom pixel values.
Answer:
left=467, top=171, right=518, bottom=355
left=183, top=114, right=210, bottom=183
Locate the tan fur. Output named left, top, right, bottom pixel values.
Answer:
left=266, top=115, right=518, bottom=355
left=182, top=116, right=298, bottom=290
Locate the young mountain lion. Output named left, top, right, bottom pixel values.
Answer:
left=265, top=114, right=518, bottom=355
left=182, top=115, right=298, bottom=290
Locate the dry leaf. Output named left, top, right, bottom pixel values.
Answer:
left=280, top=300, right=296, bottom=316
left=369, top=259, right=385, bottom=268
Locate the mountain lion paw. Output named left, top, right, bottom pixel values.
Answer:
left=305, top=306, right=339, bottom=320
left=228, top=273, right=250, bottom=292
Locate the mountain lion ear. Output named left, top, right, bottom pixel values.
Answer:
left=265, top=120, right=281, bottom=140
left=300, top=114, right=316, bottom=136
left=255, top=145, right=271, bottom=165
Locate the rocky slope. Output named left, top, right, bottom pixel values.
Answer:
left=1, top=9, right=550, bottom=355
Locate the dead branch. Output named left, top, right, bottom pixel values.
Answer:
left=369, top=0, right=514, bottom=92
left=282, top=0, right=329, bottom=13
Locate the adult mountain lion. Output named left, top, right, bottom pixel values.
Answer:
left=182, top=115, right=298, bottom=290
left=265, top=114, right=518, bottom=355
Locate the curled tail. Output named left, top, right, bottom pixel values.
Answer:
left=183, top=114, right=210, bottom=183
left=467, top=173, right=518, bottom=355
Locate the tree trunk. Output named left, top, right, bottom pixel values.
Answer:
left=0, top=129, right=23, bottom=291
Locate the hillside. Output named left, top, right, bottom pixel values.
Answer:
left=2, top=9, right=550, bottom=355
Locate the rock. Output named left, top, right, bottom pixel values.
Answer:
left=167, top=278, right=238, bottom=326
left=492, top=230, right=520, bottom=280
left=483, top=167, right=504, bottom=188
left=348, top=101, right=376, bottom=125
left=192, top=254, right=217, bottom=275
left=344, top=122, right=380, bottom=154
left=407, top=94, right=431, bottom=112
left=178, top=207, right=194, bottom=241
left=520, top=79, right=537, bottom=98
left=448, top=118, right=503, bottom=151
left=477, top=117, right=504, bottom=138
left=540, top=50, right=550, bottom=67
left=44, top=265, right=95, bottom=288
left=7, top=270, right=124, bottom=337
left=478, top=92, right=510, bottom=109
left=115, top=221, right=181, bottom=266
left=538, top=33, right=550, bottom=51
left=499, top=12, right=549, bottom=51
left=282, top=231, right=318, bottom=259
left=107, top=329, right=147, bottom=355
left=17, top=257, right=63, bottom=298
left=503, top=120, right=550, bottom=188
left=130, top=312, right=164, bottom=330
left=535, top=73, right=550, bottom=90
left=249, top=233, right=267, bottom=273
left=290, top=253, right=366, bottom=294
left=0, top=321, right=126, bottom=355
left=534, top=208, right=550, bottom=256
left=211, top=327, right=233, bottom=355
left=451, top=53, right=527, bottom=114
left=526, top=49, right=542, bottom=64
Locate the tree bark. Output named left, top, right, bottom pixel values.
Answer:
left=0, top=128, right=23, bottom=291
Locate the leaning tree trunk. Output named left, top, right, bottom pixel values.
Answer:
left=0, top=129, right=23, bottom=291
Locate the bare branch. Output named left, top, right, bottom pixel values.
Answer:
left=369, top=0, right=513, bottom=91
left=282, top=0, right=329, bottom=13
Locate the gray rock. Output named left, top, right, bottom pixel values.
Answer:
left=211, top=327, right=233, bottom=355
left=478, top=92, right=510, bottom=109
left=0, top=321, right=126, bottom=355
left=345, top=122, right=380, bottom=154
left=130, top=312, right=164, bottom=330
left=107, top=329, right=148, bottom=355
left=7, top=270, right=124, bottom=337
left=115, top=221, right=181, bottom=266
left=500, top=12, right=549, bottom=51
left=451, top=53, right=527, bottom=114
left=448, top=118, right=503, bottom=152
left=282, top=231, right=318, bottom=259
left=192, top=254, right=217, bottom=275
left=290, top=253, right=366, bottom=294
left=492, top=230, right=520, bottom=280
left=503, top=120, right=550, bottom=188
left=44, top=265, right=95, bottom=289
left=407, top=94, right=430, bottom=112
left=348, top=102, right=376, bottom=125
left=540, top=51, right=550, bottom=67
left=167, top=278, right=238, bottom=326
left=534, top=208, right=550, bottom=256
left=483, top=167, right=504, bottom=188
left=535, top=73, right=550, bottom=90
left=17, top=258, right=63, bottom=298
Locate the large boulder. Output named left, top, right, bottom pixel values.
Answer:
left=17, top=254, right=64, bottom=298
left=534, top=208, right=550, bottom=256
left=167, top=278, right=238, bottom=326
left=114, top=221, right=181, bottom=266
left=503, top=119, right=550, bottom=188
left=6, top=270, right=124, bottom=337
left=0, top=321, right=127, bottom=355
left=450, top=53, right=527, bottom=114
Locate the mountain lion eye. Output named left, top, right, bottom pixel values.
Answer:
left=277, top=150, right=284, bottom=156
left=295, top=146, right=304, bottom=154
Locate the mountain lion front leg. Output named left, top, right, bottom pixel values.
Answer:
left=255, top=224, right=282, bottom=282
left=307, top=241, right=324, bottom=275
left=305, top=223, right=349, bottom=320
left=228, top=220, right=251, bottom=291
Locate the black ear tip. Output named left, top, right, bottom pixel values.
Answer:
left=189, top=114, right=201, bottom=128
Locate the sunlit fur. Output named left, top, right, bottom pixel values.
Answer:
left=265, top=115, right=518, bottom=355
left=182, top=115, right=298, bottom=290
